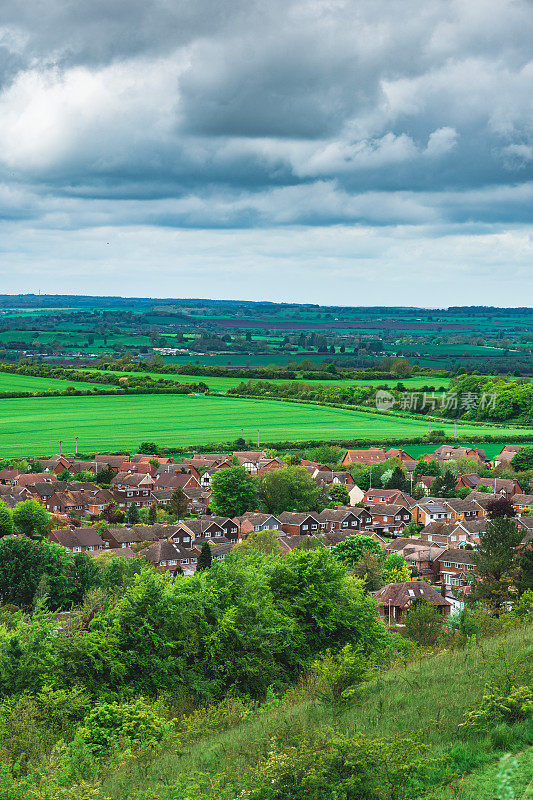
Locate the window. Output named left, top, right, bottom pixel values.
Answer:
left=73, top=546, right=81, bottom=553
left=443, top=561, right=451, bottom=567
left=183, top=536, right=190, bottom=543
left=342, top=521, right=348, bottom=527
left=169, top=559, right=177, bottom=566
left=383, top=516, right=388, bottom=522
left=311, top=524, right=317, bottom=530
left=302, top=524, right=308, bottom=530
left=87, top=546, right=94, bottom=552
left=452, top=577, right=460, bottom=586
left=467, top=564, right=474, bottom=571
left=254, top=525, right=260, bottom=531
left=127, top=491, right=133, bottom=497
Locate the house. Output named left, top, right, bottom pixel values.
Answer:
left=278, top=512, right=324, bottom=536
left=203, top=516, right=240, bottom=542
left=364, top=489, right=415, bottom=507
left=442, top=498, right=481, bottom=521
left=415, top=475, right=435, bottom=495
left=154, top=472, right=201, bottom=490
left=101, top=526, right=144, bottom=549
left=319, top=507, right=372, bottom=532
left=465, top=492, right=494, bottom=515
left=257, top=457, right=286, bottom=475
left=374, top=581, right=451, bottom=623
left=110, top=472, right=155, bottom=508
left=42, top=455, right=75, bottom=474
left=512, top=494, right=533, bottom=514
left=49, top=527, right=106, bottom=553
left=15, top=472, right=57, bottom=487
left=368, top=504, right=412, bottom=536
left=473, top=477, right=522, bottom=498
left=139, top=540, right=197, bottom=572
left=233, top=451, right=268, bottom=473
left=433, top=548, right=476, bottom=589
left=235, top=513, right=282, bottom=536
left=313, top=471, right=355, bottom=489
left=209, top=541, right=236, bottom=560
left=0, top=468, right=22, bottom=485
left=412, top=500, right=453, bottom=527
left=419, top=519, right=485, bottom=548
left=494, top=444, right=524, bottom=467
left=348, top=484, right=365, bottom=504
left=425, top=445, right=487, bottom=466
left=385, top=538, right=444, bottom=579
left=94, top=454, right=129, bottom=471
left=342, top=447, right=387, bottom=466
left=175, top=517, right=227, bottom=541
left=384, top=448, right=415, bottom=463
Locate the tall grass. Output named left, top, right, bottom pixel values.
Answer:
left=103, top=622, right=533, bottom=799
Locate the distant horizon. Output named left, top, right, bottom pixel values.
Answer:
left=0, top=294, right=530, bottom=311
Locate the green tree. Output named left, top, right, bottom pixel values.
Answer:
left=352, top=550, right=383, bottom=591
left=196, top=542, right=212, bottom=572
left=470, top=517, right=523, bottom=609
left=126, top=504, right=140, bottom=525
left=385, top=466, right=408, bottom=491
left=0, top=537, right=77, bottom=610
left=487, top=497, right=516, bottom=519
left=147, top=503, right=157, bottom=525
left=12, top=499, right=50, bottom=541
left=210, top=466, right=257, bottom=517
left=382, top=553, right=411, bottom=583
left=431, top=471, right=457, bottom=497
left=257, top=466, right=325, bottom=515
left=138, top=442, right=159, bottom=454
left=328, top=483, right=350, bottom=507
left=517, top=547, right=533, bottom=594
left=404, top=600, right=444, bottom=646
left=169, top=488, right=188, bottom=519
left=0, top=501, right=13, bottom=537
left=510, top=446, right=533, bottom=471
left=331, top=535, right=383, bottom=568
left=234, top=529, right=281, bottom=556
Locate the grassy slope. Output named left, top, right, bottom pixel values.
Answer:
left=0, top=393, right=531, bottom=457
left=104, top=622, right=533, bottom=800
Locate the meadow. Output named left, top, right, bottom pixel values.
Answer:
left=0, top=393, right=530, bottom=457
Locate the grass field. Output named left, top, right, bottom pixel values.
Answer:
left=82, top=369, right=452, bottom=391
left=0, top=372, right=107, bottom=392
left=0, top=393, right=530, bottom=457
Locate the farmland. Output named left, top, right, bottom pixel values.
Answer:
left=0, top=372, right=107, bottom=392
left=80, top=368, right=452, bottom=391
left=0, top=393, right=530, bottom=457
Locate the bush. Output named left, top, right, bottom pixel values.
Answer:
left=461, top=685, right=533, bottom=730
left=403, top=601, right=444, bottom=646
left=80, top=698, right=173, bottom=755
left=312, top=644, right=374, bottom=703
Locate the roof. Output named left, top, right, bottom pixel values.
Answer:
left=110, top=472, right=154, bottom=487
left=374, top=581, right=452, bottom=608
left=513, top=494, right=533, bottom=506
left=436, top=548, right=474, bottom=565
left=443, top=499, right=480, bottom=513
left=140, top=540, right=186, bottom=563
left=369, top=503, right=409, bottom=516
left=52, top=528, right=105, bottom=548
left=104, top=526, right=143, bottom=543
left=278, top=511, right=321, bottom=524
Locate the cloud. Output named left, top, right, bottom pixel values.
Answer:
left=0, top=0, right=531, bottom=301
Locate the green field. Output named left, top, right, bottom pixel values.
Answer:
left=0, top=372, right=107, bottom=392
left=83, top=369, right=451, bottom=392
left=0, top=393, right=530, bottom=457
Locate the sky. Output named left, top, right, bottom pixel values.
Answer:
left=0, top=0, right=532, bottom=306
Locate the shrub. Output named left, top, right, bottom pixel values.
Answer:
left=461, top=685, right=533, bottom=730
left=312, top=644, right=374, bottom=703
left=80, top=698, right=173, bottom=755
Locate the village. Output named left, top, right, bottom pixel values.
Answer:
left=1, top=441, right=531, bottom=625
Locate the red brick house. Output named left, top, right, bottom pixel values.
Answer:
left=100, top=526, right=144, bottom=549
left=278, top=512, right=324, bottom=536
left=433, top=548, right=476, bottom=590
left=110, top=472, right=155, bottom=508
left=319, top=507, right=372, bottom=532
left=140, top=540, right=197, bottom=572
left=368, top=504, right=412, bottom=536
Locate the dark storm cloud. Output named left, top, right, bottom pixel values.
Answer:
left=0, top=0, right=531, bottom=302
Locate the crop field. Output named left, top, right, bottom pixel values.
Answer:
left=0, top=393, right=530, bottom=457
left=0, top=372, right=107, bottom=392
left=80, top=369, right=451, bottom=391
